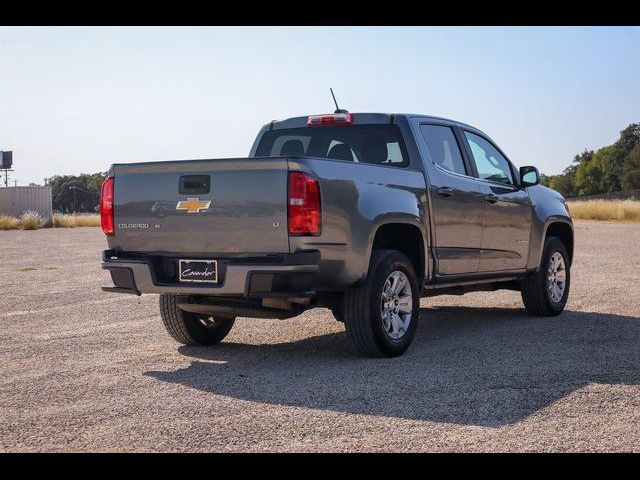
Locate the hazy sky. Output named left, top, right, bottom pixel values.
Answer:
left=1, top=26, right=638, bottom=185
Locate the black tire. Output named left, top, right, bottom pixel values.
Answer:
left=159, top=294, right=235, bottom=345
left=330, top=306, right=345, bottom=323
left=521, top=236, right=570, bottom=316
left=343, top=250, right=420, bottom=358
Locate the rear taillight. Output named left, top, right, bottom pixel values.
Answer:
left=100, top=177, right=114, bottom=235
left=288, top=172, right=321, bottom=236
left=307, top=113, right=353, bottom=126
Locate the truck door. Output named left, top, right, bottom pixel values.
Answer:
left=415, top=122, right=485, bottom=275
left=460, top=130, right=532, bottom=272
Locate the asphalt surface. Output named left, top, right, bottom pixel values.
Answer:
left=1, top=221, right=639, bottom=452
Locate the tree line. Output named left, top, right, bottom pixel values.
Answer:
left=541, top=123, right=640, bottom=198
left=46, top=172, right=107, bottom=213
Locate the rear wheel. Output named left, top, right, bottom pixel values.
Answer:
left=330, top=306, right=345, bottom=323
left=521, top=236, right=570, bottom=316
left=343, top=250, right=420, bottom=357
left=159, top=294, right=235, bottom=345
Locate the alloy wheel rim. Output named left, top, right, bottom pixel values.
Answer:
left=546, top=252, right=567, bottom=303
left=380, top=270, right=413, bottom=340
left=197, top=315, right=222, bottom=328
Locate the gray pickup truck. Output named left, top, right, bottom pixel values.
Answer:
left=101, top=112, right=573, bottom=357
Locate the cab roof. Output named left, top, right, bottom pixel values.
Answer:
left=270, top=112, right=486, bottom=136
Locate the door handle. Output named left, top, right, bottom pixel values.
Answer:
left=437, top=187, right=454, bottom=198
left=484, top=194, right=499, bottom=204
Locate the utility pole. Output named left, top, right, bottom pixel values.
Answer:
left=69, top=185, right=90, bottom=213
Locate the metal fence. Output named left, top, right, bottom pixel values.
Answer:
left=0, top=186, right=53, bottom=219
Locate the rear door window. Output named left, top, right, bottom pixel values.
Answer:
left=419, top=125, right=467, bottom=176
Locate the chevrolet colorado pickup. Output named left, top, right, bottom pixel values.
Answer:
left=101, top=112, right=573, bottom=357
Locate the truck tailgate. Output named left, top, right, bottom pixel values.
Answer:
left=111, top=157, right=290, bottom=254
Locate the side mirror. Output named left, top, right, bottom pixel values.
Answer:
left=519, top=166, right=540, bottom=187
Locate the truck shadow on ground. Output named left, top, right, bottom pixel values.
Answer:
left=145, top=307, right=640, bottom=427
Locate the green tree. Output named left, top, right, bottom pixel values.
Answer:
left=617, top=124, right=640, bottom=190
left=46, top=172, right=107, bottom=213
left=548, top=168, right=577, bottom=197
left=539, top=173, right=553, bottom=188
left=616, top=123, right=640, bottom=154
left=622, top=143, right=640, bottom=190
left=573, top=149, right=594, bottom=166
left=592, top=123, right=640, bottom=193
left=548, top=151, right=588, bottom=197
left=541, top=122, right=640, bottom=198
left=575, top=146, right=617, bottom=195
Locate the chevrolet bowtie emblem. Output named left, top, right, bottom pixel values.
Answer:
left=176, top=198, right=211, bottom=214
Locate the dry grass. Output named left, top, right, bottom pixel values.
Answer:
left=0, top=214, right=20, bottom=230
left=0, top=213, right=101, bottom=230
left=567, top=199, right=640, bottom=222
left=52, top=214, right=101, bottom=228
left=18, top=211, right=45, bottom=230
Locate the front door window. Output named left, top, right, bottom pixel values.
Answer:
left=464, top=131, right=514, bottom=185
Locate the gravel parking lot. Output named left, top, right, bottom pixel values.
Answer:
left=1, top=220, right=639, bottom=452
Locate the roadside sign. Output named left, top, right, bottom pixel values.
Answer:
left=1, top=151, right=13, bottom=169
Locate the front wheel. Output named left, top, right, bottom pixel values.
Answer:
left=521, top=236, right=570, bottom=316
left=159, top=294, right=235, bottom=345
left=343, top=250, right=420, bottom=357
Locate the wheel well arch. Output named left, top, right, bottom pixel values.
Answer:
left=546, top=221, right=574, bottom=264
left=371, top=223, right=426, bottom=280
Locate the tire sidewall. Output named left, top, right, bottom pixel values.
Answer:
left=366, top=253, right=420, bottom=356
left=541, top=238, right=570, bottom=314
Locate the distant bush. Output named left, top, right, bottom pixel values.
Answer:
left=19, top=211, right=45, bottom=230
left=0, top=214, right=20, bottom=230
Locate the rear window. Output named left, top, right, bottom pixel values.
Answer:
left=255, top=125, right=409, bottom=167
